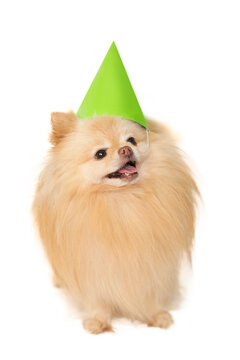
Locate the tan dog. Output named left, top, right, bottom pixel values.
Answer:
left=33, top=112, right=199, bottom=334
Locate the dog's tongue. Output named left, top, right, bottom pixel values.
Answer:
left=118, top=164, right=137, bottom=174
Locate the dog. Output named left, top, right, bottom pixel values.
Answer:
left=33, top=111, right=199, bottom=334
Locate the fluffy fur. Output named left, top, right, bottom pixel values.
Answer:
left=33, top=112, right=199, bottom=334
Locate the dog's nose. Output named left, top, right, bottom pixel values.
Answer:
left=118, top=146, right=133, bottom=157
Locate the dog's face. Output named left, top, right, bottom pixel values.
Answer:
left=50, top=113, right=149, bottom=187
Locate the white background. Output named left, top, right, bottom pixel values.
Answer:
left=1, top=1, right=240, bottom=359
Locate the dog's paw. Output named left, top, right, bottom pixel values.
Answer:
left=83, top=318, right=113, bottom=335
left=52, top=274, right=62, bottom=288
left=148, top=310, right=174, bottom=329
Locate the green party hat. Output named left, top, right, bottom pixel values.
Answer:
left=77, top=42, right=148, bottom=129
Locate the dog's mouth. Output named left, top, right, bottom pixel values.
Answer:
left=107, top=160, right=138, bottom=180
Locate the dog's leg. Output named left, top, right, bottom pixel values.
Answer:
left=147, top=309, right=174, bottom=329
left=82, top=305, right=113, bottom=334
left=52, top=272, right=63, bottom=288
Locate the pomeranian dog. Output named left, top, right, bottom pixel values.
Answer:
left=33, top=111, right=199, bottom=334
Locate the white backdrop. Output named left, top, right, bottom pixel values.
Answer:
left=0, top=1, right=240, bottom=359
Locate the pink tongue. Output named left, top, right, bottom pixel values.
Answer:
left=118, top=164, right=137, bottom=174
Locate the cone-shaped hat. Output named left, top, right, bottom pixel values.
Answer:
left=77, top=42, right=148, bottom=129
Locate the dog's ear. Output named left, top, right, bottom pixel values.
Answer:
left=50, top=111, right=77, bottom=145
left=146, top=118, right=166, bottom=134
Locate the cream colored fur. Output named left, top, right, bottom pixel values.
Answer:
left=33, top=112, right=199, bottom=334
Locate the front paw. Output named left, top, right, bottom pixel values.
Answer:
left=148, top=310, right=174, bottom=329
left=83, top=318, right=113, bottom=335
left=52, top=274, right=62, bottom=288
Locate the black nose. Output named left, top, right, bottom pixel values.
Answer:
left=118, top=146, right=133, bottom=157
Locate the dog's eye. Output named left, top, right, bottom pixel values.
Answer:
left=127, top=137, right=137, bottom=146
left=95, top=149, right=107, bottom=159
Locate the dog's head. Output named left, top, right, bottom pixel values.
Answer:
left=50, top=112, right=149, bottom=188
